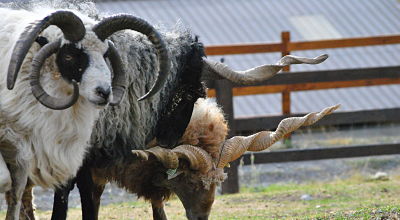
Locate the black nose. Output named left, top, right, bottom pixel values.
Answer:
left=95, top=87, right=110, bottom=100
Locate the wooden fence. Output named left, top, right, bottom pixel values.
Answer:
left=204, top=32, right=400, bottom=194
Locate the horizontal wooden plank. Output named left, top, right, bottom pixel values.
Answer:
left=207, top=66, right=400, bottom=97
left=207, top=66, right=400, bottom=89
left=235, top=108, right=400, bottom=132
left=205, top=43, right=282, bottom=55
left=289, top=35, right=400, bottom=51
left=204, top=35, right=400, bottom=55
left=240, top=143, right=400, bottom=165
left=207, top=77, right=400, bottom=97
left=254, top=66, right=400, bottom=86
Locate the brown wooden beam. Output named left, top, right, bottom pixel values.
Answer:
left=235, top=108, right=400, bottom=131
left=281, top=32, right=291, bottom=136
left=204, top=35, right=400, bottom=55
left=282, top=91, right=291, bottom=114
left=239, top=143, right=400, bottom=165
left=205, top=43, right=282, bottom=55
left=207, top=66, right=400, bottom=89
left=289, top=35, right=400, bottom=51
left=207, top=77, right=400, bottom=97
left=281, top=31, right=291, bottom=72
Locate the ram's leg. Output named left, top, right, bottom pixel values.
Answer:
left=92, top=183, right=105, bottom=220
left=76, top=166, right=96, bottom=220
left=19, top=179, right=35, bottom=220
left=0, top=153, right=12, bottom=193
left=51, top=178, right=75, bottom=220
left=151, top=198, right=168, bottom=220
left=5, top=163, right=28, bottom=220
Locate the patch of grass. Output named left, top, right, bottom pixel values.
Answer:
left=1, top=175, right=399, bottom=219
left=346, top=157, right=400, bottom=170
left=314, top=205, right=400, bottom=219
left=241, top=182, right=299, bottom=193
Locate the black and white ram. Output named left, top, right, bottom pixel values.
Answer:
left=0, top=7, right=170, bottom=220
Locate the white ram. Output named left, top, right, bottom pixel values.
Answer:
left=0, top=7, right=169, bottom=219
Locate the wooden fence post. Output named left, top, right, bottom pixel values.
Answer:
left=215, top=79, right=239, bottom=194
left=281, top=31, right=291, bottom=115
left=281, top=31, right=291, bottom=71
left=281, top=31, right=292, bottom=142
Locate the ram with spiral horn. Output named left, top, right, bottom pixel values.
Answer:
left=0, top=5, right=170, bottom=220
left=36, top=16, right=331, bottom=220
left=130, top=102, right=340, bottom=220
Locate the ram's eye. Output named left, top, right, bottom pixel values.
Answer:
left=64, top=55, right=73, bottom=61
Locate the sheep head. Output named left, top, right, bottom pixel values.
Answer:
left=7, top=11, right=170, bottom=110
left=133, top=99, right=339, bottom=219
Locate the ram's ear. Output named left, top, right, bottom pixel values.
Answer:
left=35, top=36, right=49, bottom=47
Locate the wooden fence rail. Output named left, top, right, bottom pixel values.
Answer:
left=207, top=66, right=400, bottom=97
left=236, top=108, right=400, bottom=132
left=206, top=32, right=400, bottom=194
left=240, top=144, right=400, bottom=165
left=205, top=34, right=400, bottom=55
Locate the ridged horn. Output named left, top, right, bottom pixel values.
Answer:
left=106, top=41, right=126, bottom=106
left=145, top=146, right=179, bottom=169
left=131, top=150, right=149, bottom=161
left=172, top=145, right=213, bottom=174
left=201, top=54, right=328, bottom=84
left=92, top=14, right=170, bottom=101
left=132, top=145, right=213, bottom=173
left=30, top=40, right=79, bottom=110
left=216, top=104, right=340, bottom=168
left=7, top=10, right=86, bottom=90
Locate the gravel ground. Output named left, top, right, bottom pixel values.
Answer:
left=0, top=182, right=137, bottom=211
left=1, top=124, right=400, bottom=211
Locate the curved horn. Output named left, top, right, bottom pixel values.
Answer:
left=201, top=54, right=328, bottom=84
left=216, top=104, right=340, bottom=168
left=7, top=10, right=86, bottom=90
left=106, top=41, right=126, bottom=106
left=132, top=145, right=213, bottom=173
left=138, top=146, right=179, bottom=169
left=30, top=40, right=79, bottom=110
left=131, top=150, right=149, bottom=161
left=92, top=14, right=170, bottom=101
left=172, top=145, right=213, bottom=174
